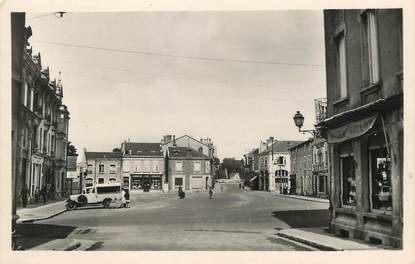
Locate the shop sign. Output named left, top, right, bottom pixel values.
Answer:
left=327, top=115, right=378, bottom=143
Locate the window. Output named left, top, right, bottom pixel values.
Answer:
left=362, top=10, right=380, bottom=84
left=336, top=32, right=348, bottom=99
left=174, top=177, right=183, bottom=186
left=277, top=156, right=286, bottom=165
left=110, top=164, right=116, bottom=174
left=22, top=128, right=27, bottom=148
left=176, top=161, right=183, bottom=172
left=319, top=175, right=326, bottom=193
left=194, top=161, right=201, bottom=172
left=152, top=161, right=160, bottom=172
left=99, top=164, right=104, bottom=173
left=97, top=185, right=120, bottom=194
left=87, top=164, right=93, bottom=174
left=144, top=160, right=151, bottom=172
left=98, top=178, right=104, bottom=184
left=205, top=161, right=210, bottom=173
left=368, top=131, right=392, bottom=213
left=340, top=142, right=356, bottom=207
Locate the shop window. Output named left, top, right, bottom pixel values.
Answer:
left=368, top=131, right=392, bottom=213
left=340, top=142, right=356, bottom=207
left=174, top=177, right=183, bottom=186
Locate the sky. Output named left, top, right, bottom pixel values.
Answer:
left=26, top=11, right=326, bottom=160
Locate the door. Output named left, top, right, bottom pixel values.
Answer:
left=85, top=187, right=99, bottom=203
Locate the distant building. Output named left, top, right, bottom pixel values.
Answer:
left=66, top=155, right=79, bottom=193
left=311, top=138, right=329, bottom=198
left=320, top=9, right=403, bottom=247
left=259, top=139, right=302, bottom=192
left=84, top=152, right=123, bottom=187
left=121, top=142, right=164, bottom=191
left=243, top=148, right=259, bottom=189
left=167, top=146, right=212, bottom=192
left=289, top=139, right=313, bottom=196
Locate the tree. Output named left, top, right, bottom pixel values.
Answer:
left=112, top=147, right=121, bottom=153
left=67, top=142, right=77, bottom=156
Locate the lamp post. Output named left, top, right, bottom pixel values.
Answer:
left=293, top=111, right=320, bottom=138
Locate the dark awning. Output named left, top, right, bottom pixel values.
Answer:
left=327, top=115, right=378, bottom=144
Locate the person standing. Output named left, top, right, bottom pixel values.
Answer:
left=34, top=186, right=40, bottom=203
left=40, top=185, right=47, bottom=204
left=120, top=189, right=126, bottom=208
left=124, top=189, right=130, bottom=208
left=20, top=184, right=29, bottom=208
left=209, top=187, right=213, bottom=199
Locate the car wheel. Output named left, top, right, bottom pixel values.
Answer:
left=103, top=199, right=111, bottom=208
left=66, top=201, right=77, bottom=211
left=77, top=195, right=87, bottom=205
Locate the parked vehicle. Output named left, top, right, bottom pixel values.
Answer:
left=66, top=183, right=123, bottom=210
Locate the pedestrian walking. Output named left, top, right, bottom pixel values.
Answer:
left=124, top=189, right=130, bottom=208
left=178, top=186, right=185, bottom=199
left=20, top=184, right=29, bottom=208
left=120, top=189, right=126, bottom=208
left=209, top=187, right=213, bottom=199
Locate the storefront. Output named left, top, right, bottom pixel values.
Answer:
left=325, top=110, right=403, bottom=248
left=130, top=174, right=162, bottom=191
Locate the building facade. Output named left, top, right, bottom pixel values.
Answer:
left=84, top=152, right=123, bottom=187
left=321, top=9, right=403, bottom=247
left=167, top=147, right=211, bottom=192
left=290, top=140, right=313, bottom=196
left=259, top=139, right=302, bottom=192
left=312, top=139, right=329, bottom=198
left=121, top=142, right=165, bottom=191
left=12, top=16, right=70, bottom=207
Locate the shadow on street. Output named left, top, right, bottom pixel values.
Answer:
left=272, top=209, right=330, bottom=228
left=15, top=223, right=77, bottom=249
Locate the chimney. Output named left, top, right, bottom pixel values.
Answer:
left=173, top=135, right=176, bottom=146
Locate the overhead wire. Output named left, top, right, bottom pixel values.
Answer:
left=31, top=39, right=325, bottom=67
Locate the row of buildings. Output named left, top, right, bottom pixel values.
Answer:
left=12, top=13, right=71, bottom=211
left=245, top=9, right=403, bottom=248
left=75, top=135, right=218, bottom=193
left=243, top=99, right=329, bottom=198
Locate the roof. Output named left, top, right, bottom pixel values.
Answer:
left=288, top=139, right=313, bottom=150
left=168, top=147, right=210, bottom=159
left=67, top=155, right=78, bottom=171
left=162, top=135, right=210, bottom=147
left=85, top=152, right=122, bottom=159
left=261, top=141, right=303, bottom=155
left=123, top=142, right=163, bottom=156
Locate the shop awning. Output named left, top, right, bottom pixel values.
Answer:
left=327, top=115, right=378, bottom=144
left=249, top=176, right=258, bottom=182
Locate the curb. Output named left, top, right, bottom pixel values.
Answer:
left=17, top=209, right=67, bottom=223
left=275, top=194, right=329, bottom=204
left=276, top=232, right=338, bottom=251
left=62, top=240, right=81, bottom=251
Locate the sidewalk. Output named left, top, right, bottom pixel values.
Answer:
left=276, top=227, right=380, bottom=251
left=16, top=200, right=67, bottom=223
left=275, top=194, right=329, bottom=203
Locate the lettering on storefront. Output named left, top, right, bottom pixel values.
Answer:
left=328, top=115, right=378, bottom=143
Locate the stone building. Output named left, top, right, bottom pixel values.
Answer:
left=289, top=139, right=313, bottom=196
left=121, top=142, right=164, bottom=191
left=259, top=139, right=302, bottom=192
left=312, top=138, right=329, bottom=198
left=84, top=152, right=123, bottom=187
left=167, top=146, right=211, bottom=192
left=12, top=14, right=70, bottom=207
left=320, top=9, right=403, bottom=247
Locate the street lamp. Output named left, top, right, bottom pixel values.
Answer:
left=293, top=111, right=320, bottom=138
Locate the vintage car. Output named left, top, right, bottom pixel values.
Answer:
left=66, top=183, right=123, bottom=210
